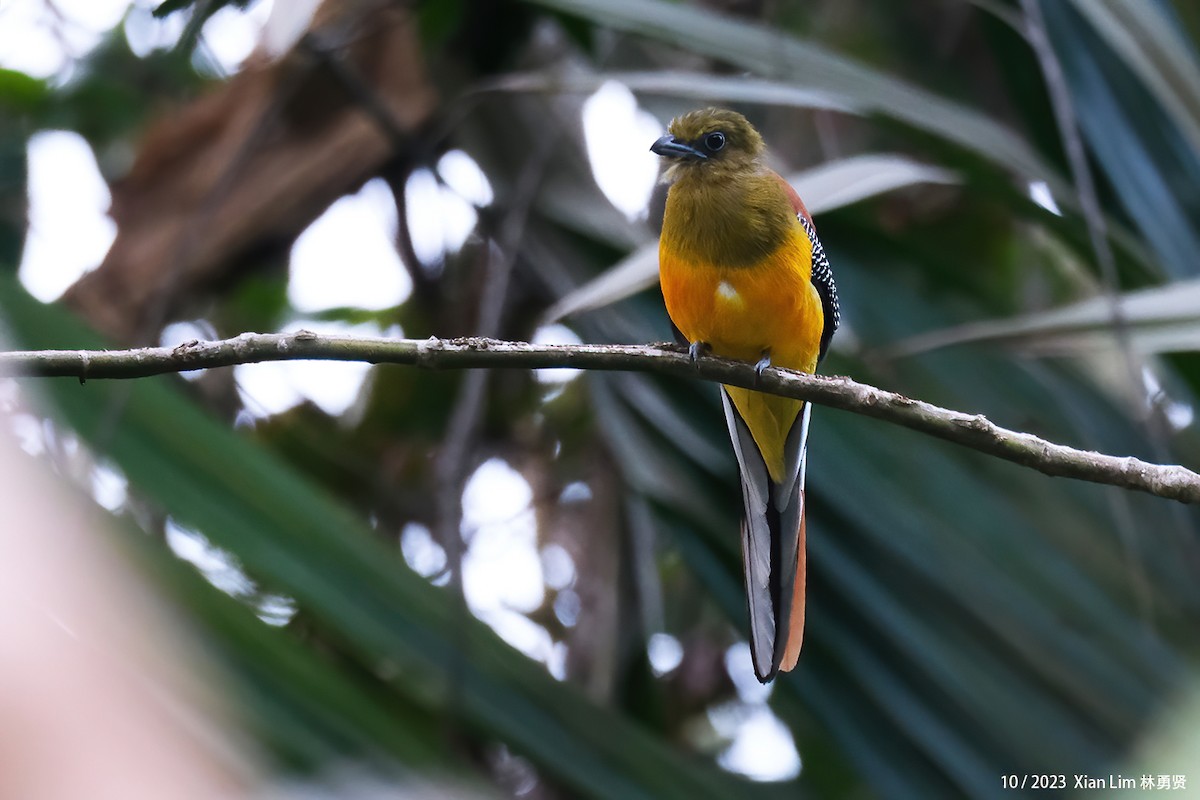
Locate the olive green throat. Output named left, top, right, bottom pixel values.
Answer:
left=661, top=172, right=797, bottom=268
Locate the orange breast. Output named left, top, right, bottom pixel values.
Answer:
left=659, top=225, right=824, bottom=480
left=660, top=224, right=823, bottom=372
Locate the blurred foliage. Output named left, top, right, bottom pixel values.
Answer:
left=2, top=0, right=1200, bottom=798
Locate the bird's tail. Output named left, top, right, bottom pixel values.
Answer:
left=722, top=391, right=810, bottom=683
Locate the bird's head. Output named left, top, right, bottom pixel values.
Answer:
left=650, top=108, right=765, bottom=181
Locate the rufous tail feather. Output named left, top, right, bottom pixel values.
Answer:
left=779, top=500, right=806, bottom=673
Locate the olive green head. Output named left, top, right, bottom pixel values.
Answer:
left=650, top=108, right=765, bottom=178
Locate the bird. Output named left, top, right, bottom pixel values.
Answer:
left=651, top=108, right=839, bottom=683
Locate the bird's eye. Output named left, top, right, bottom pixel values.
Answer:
left=704, top=131, right=726, bottom=152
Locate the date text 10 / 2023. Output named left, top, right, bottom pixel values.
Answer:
left=1002, top=774, right=1188, bottom=791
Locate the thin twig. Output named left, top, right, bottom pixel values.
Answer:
left=1021, top=0, right=1181, bottom=614
left=431, top=139, right=555, bottom=719
left=4, top=333, right=1199, bottom=504
left=1021, top=0, right=1146, bottom=401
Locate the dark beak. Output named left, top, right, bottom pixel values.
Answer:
left=650, top=134, right=707, bottom=161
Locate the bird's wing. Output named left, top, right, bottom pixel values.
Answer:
left=773, top=169, right=840, bottom=362
left=798, top=214, right=840, bottom=363
left=722, top=390, right=811, bottom=682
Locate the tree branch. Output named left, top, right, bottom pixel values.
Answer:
left=3, top=332, right=1198, bottom=504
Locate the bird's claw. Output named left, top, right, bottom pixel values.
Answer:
left=753, top=350, right=772, bottom=386
left=689, top=341, right=710, bottom=364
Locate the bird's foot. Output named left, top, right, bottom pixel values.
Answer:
left=753, top=349, right=772, bottom=386
left=689, top=341, right=710, bottom=364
